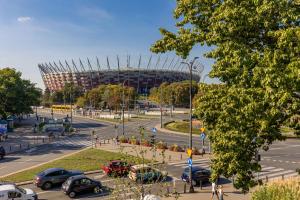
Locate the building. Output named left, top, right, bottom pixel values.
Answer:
left=38, top=55, right=202, bottom=94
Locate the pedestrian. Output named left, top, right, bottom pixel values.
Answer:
left=210, top=182, right=219, bottom=200
left=217, top=185, right=228, bottom=200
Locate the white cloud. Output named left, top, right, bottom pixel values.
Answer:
left=79, top=7, right=112, bottom=21
left=17, top=16, right=32, bottom=23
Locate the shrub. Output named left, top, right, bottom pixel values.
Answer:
left=119, top=136, right=128, bottom=143
left=169, top=144, right=184, bottom=152
left=192, top=147, right=201, bottom=155
left=141, top=139, right=152, bottom=147
left=129, top=136, right=140, bottom=145
left=156, top=141, right=167, bottom=149
left=251, top=178, right=300, bottom=200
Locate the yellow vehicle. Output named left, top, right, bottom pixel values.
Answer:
left=51, top=105, right=73, bottom=112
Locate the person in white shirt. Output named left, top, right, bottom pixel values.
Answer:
left=217, top=185, right=228, bottom=200
left=210, top=182, right=219, bottom=200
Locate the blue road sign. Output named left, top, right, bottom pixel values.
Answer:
left=152, top=127, right=157, bottom=134
left=187, top=158, right=193, bottom=167
left=200, top=133, right=206, bottom=140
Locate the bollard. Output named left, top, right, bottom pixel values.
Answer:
left=183, top=183, right=186, bottom=193
left=10, top=146, right=12, bottom=152
left=169, top=155, right=171, bottom=161
left=173, top=180, right=176, bottom=194
left=42, top=138, right=44, bottom=143
left=266, top=176, right=268, bottom=183
left=282, top=174, right=284, bottom=180
left=180, top=154, right=182, bottom=160
left=200, top=180, right=202, bottom=190
left=19, top=144, right=21, bottom=149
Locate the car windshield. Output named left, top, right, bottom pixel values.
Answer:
left=16, top=186, right=26, bottom=194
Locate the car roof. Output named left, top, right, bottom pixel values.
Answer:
left=131, top=164, right=150, bottom=170
left=68, top=175, right=87, bottom=181
left=0, top=184, right=16, bottom=191
left=43, top=168, right=64, bottom=174
left=184, top=166, right=207, bottom=172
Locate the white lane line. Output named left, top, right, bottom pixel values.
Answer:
left=266, top=170, right=295, bottom=178
left=259, top=168, right=282, bottom=176
left=0, top=167, right=7, bottom=170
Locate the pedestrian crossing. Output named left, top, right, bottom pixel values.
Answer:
left=51, top=136, right=92, bottom=148
left=169, top=158, right=299, bottom=182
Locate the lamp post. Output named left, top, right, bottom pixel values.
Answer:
left=181, top=57, right=199, bottom=193
left=122, top=80, right=128, bottom=136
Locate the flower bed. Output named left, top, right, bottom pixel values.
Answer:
left=119, top=136, right=128, bottom=143
left=169, top=144, right=184, bottom=152
left=156, top=141, right=168, bottom=149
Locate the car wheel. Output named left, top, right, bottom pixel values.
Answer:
left=42, top=182, right=52, bottom=190
left=69, top=191, right=76, bottom=198
left=94, top=186, right=102, bottom=194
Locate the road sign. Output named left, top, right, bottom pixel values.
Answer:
left=152, top=127, right=157, bottom=134
left=200, top=133, right=206, bottom=140
left=187, top=158, right=193, bottom=167
left=187, top=148, right=193, bottom=157
left=200, top=127, right=205, bottom=133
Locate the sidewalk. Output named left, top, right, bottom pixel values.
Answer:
left=96, top=142, right=251, bottom=200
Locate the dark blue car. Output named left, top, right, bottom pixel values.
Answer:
left=34, top=168, right=83, bottom=190
left=181, top=166, right=210, bottom=186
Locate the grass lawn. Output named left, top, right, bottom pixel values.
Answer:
left=165, top=121, right=203, bottom=135
left=0, top=148, right=142, bottom=183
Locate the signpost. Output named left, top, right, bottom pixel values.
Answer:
left=200, top=128, right=206, bottom=154
left=187, top=148, right=192, bottom=158
left=187, top=158, right=193, bottom=167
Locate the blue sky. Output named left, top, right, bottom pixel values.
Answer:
left=0, top=0, right=215, bottom=89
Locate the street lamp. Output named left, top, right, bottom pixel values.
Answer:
left=122, top=80, right=129, bottom=136
left=181, top=57, right=199, bottom=193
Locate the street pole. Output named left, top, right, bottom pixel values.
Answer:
left=35, top=106, right=38, bottom=121
left=122, top=80, right=128, bottom=136
left=160, top=87, right=163, bottom=128
left=70, top=85, right=73, bottom=130
left=182, top=57, right=199, bottom=193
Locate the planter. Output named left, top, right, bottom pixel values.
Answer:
left=169, top=144, right=184, bottom=152
left=156, top=141, right=168, bottom=150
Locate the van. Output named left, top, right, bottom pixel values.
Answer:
left=0, top=184, right=37, bottom=200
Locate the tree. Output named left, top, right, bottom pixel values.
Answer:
left=151, top=0, right=300, bottom=192
left=0, top=68, right=42, bottom=119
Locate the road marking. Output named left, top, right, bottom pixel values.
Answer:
left=25, top=159, right=33, bottom=162
left=36, top=191, right=54, bottom=195
left=0, top=167, right=7, bottom=170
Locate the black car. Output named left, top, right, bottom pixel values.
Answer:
left=0, top=146, right=5, bottom=159
left=62, top=175, right=103, bottom=198
left=181, top=166, right=210, bottom=186
left=34, top=168, right=83, bottom=190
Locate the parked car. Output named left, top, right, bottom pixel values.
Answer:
left=181, top=166, right=210, bottom=186
left=0, top=184, right=38, bottom=200
left=0, top=146, right=5, bottom=160
left=34, top=168, right=83, bottom=190
left=128, top=164, right=167, bottom=183
left=62, top=175, right=103, bottom=198
left=102, top=160, right=131, bottom=176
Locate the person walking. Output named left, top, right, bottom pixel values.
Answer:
left=217, top=185, right=228, bottom=200
left=210, top=182, right=219, bottom=200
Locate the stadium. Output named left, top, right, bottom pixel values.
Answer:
left=38, top=55, right=202, bottom=94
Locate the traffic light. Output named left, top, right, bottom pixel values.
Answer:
left=150, top=135, right=156, bottom=145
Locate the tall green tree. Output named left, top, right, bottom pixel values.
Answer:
left=151, top=0, right=300, bottom=192
left=0, top=68, right=42, bottom=119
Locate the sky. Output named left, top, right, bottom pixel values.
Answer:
left=0, top=0, right=216, bottom=89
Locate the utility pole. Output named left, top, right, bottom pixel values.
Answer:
left=70, top=85, right=73, bottom=131
left=160, top=87, right=163, bottom=128
left=122, top=80, right=128, bottom=136
left=182, top=57, right=199, bottom=193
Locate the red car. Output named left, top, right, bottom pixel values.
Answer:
left=102, top=160, right=131, bottom=177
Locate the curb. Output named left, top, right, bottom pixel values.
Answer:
left=15, top=170, right=104, bottom=186
left=155, top=124, right=199, bottom=138
left=0, top=147, right=91, bottom=179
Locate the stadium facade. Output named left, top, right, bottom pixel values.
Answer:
left=38, top=55, right=202, bottom=94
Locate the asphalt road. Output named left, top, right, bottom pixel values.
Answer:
left=0, top=111, right=298, bottom=199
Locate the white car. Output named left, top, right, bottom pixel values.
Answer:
left=0, top=184, right=37, bottom=200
